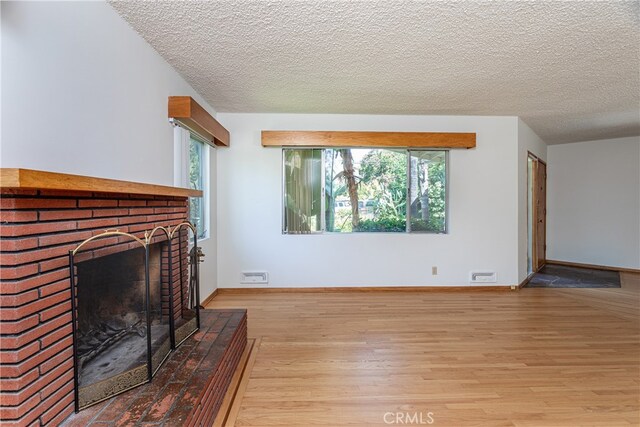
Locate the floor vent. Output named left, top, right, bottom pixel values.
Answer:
left=470, top=271, right=497, bottom=283
left=241, top=271, right=268, bottom=284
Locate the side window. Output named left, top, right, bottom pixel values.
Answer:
left=174, top=126, right=209, bottom=240
left=189, top=136, right=207, bottom=239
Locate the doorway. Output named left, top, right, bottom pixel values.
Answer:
left=527, top=153, right=547, bottom=274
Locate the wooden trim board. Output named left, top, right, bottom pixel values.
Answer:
left=218, top=285, right=513, bottom=294
left=169, top=96, right=230, bottom=147
left=547, top=259, right=640, bottom=274
left=200, top=289, right=219, bottom=306
left=261, top=131, right=476, bottom=148
left=518, top=273, right=535, bottom=289
left=0, top=168, right=202, bottom=198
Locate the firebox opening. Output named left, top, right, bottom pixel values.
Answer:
left=74, top=242, right=170, bottom=407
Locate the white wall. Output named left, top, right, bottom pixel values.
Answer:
left=216, top=113, right=520, bottom=288
left=198, top=147, right=218, bottom=297
left=547, top=136, right=640, bottom=269
left=1, top=1, right=218, bottom=295
left=517, top=119, right=547, bottom=281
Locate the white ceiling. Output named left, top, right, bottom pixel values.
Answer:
left=110, top=1, right=640, bottom=144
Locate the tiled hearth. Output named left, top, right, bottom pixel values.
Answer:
left=61, top=309, right=247, bottom=426
left=0, top=174, right=246, bottom=426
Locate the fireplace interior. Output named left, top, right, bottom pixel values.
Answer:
left=72, top=241, right=171, bottom=409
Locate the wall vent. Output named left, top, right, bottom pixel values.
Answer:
left=241, top=271, right=268, bottom=284
left=470, top=271, right=497, bottom=283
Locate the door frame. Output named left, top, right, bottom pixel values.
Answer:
left=527, top=152, right=547, bottom=272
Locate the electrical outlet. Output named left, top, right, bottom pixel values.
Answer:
left=432, top=266, right=438, bottom=275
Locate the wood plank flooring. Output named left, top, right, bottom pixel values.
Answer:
left=207, top=274, right=640, bottom=426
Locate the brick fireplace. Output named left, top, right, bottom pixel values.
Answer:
left=0, top=169, right=246, bottom=426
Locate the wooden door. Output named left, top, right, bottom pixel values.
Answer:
left=535, top=160, right=547, bottom=270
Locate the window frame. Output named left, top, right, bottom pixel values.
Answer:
left=188, top=134, right=209, bottom=240
left=281, top=147, right=449, bottom=235
left=406, top=149, right=450, bottom=234
left=174, top=125, right=210, bottom=241
left=281, top=148, right=324, bottom=235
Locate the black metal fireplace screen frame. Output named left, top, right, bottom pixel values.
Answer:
left=68, top=221, right=201, bottom=412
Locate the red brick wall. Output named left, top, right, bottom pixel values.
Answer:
left=161, top=229, right=191, bottom=320
left=0, top=189, right=189, bottom=426
left=186, top=314, right=247, bottom=427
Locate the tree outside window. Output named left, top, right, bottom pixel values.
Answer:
left=189, top=137, right=206, bottom=239
left=285, top=148, right=447, bottom=234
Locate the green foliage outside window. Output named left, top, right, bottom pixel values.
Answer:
left=189, top=137, right=206, bottom=239
left=285, top=147, right=447, bottom=234
left=410, top=157, right=446, bottom=233
left=359, top=149, right=408, bottom=226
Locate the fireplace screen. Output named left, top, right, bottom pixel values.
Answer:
left=69, top=223, right=200, bottom=411
left=172, top=223, right=201, bottom=346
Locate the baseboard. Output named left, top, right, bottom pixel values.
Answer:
left=217, top=285, right=514, bottom=294
left=201, top=289, right=219, bottom=306
left=546, top=259, right=640, bottom=274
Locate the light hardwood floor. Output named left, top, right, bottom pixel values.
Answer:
left=207, top=274, right=640, bottom=427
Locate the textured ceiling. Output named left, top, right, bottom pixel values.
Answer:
left=110, top=0, right=640, bottom=144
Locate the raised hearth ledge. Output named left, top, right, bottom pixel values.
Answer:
left=0, top=168, right=202, bottom=198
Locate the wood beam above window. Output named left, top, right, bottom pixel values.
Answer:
left=261, top=131, right=476, bottom=149
left=168, top=96, right=230, bottom=147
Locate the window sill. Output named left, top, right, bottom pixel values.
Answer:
left=282, top=231, right=449, bottom=236
left=197, top=236, right=211, bottom=244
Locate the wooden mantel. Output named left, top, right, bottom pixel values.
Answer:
left=0, top=168, right=202, bottom=198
